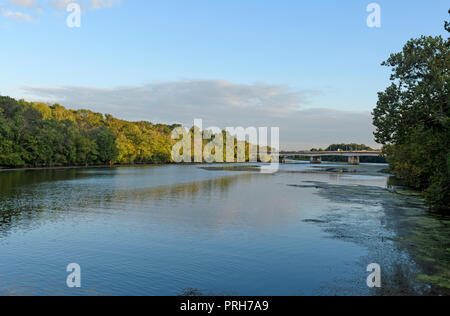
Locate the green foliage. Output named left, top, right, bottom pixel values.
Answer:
left=0, top=96, right=253, bottom=167
left=291, top=144, right=386, bottom=163
left=0, top=96, right=176, bottom=168
left=91, top=127, right=119, bottom=164
left=310, top=143, right=376, bottom=152
left=324, top=144, right=386, bottom=163
left=325, top=144, right=374, bottom=151
left=372, top=18, right=450, bottom=211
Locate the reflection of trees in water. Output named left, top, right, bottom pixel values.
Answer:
left=105, top=173, right=270, bottom=232
left=0, top=168, right=113, bottom=238
left=113, top=174, right=253, bottom=203
left=0, top=167, right=296, bottom=238
left=0, top=170, right=69, bottom=238
left=0, top=169, right=255, bottom=238
left=105, top=172, right=307, bottom=232
left=0, top=168, right=96, bottom=191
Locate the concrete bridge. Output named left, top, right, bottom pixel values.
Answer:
left=279, top=151, right=383, bottom=165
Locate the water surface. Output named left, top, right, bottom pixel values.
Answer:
left=0, top=163, right=448, bottom=295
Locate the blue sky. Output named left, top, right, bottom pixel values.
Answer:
left=0, top=0, right=448, bottom=149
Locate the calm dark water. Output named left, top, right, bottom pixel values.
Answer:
left=0, top=163, right=442, bottom=295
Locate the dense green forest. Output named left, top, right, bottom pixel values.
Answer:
left=0, top=96, right=263, bottom=168
left=0, top=96, right=177, bottom=167
left=372, top=16, right=449, bottom=211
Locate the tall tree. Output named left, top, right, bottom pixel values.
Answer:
left=91, top=126, right=119, bottom=164
left=372, top=16, right=449, bottom=210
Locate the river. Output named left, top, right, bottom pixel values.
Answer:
left=0, top=163, right=448, bottom=296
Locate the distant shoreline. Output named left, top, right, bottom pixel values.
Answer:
left=0, top=163, right=175, bottom=172
left=0, top=162, right=259, bottom=172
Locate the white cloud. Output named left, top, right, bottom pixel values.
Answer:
left=7, top=0, right=39, bottom=9
left=48, top=0, right=71, bottom=10
left=21, top=80, right=378, bottom=150
left=0, top=8, right=34, bottom=21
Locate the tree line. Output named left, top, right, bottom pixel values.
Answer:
left=372, top=13, right=449, bottom=211
left=0, top=96, right=265, bottom=168
left=0, top=96, right=176, bottom=167
left=310, top=143, right=375, bottom=152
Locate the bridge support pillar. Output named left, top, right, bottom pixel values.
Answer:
left=310, top=156, right=322, bottom=164
left=348, top=156, right=360, bottom=165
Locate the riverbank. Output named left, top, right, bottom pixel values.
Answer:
left=0, top=161, right=273, bottom=172
left=0, top=162, right=217, bottom=172
left=0, top=163, right=165, bottom=172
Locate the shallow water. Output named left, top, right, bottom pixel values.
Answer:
left=0, top=163, right=447, bottom=295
